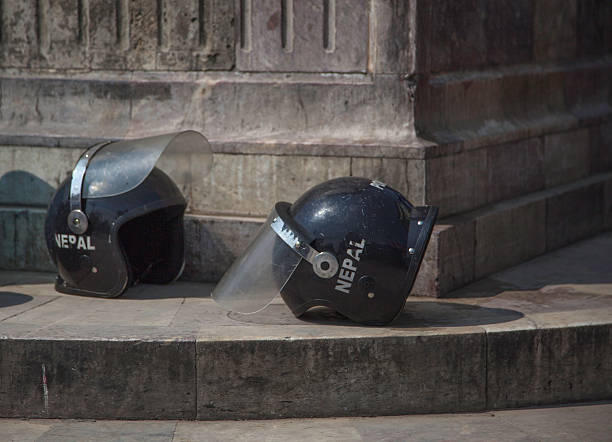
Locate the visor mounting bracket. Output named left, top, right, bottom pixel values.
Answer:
left=68, top=141, right=111, bottom=234
left=270, top=207, right=339, bottom=279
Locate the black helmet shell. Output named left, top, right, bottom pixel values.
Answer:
left=280, top=177, right=438, bottom=325
left=45, top=167, right=186, bottom=297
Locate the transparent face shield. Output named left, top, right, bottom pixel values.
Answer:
left=67, top=131, right=212, bottom=234
left=82, top=131, right=211, bottom=201
left=212, top=202, right=340, bottom=314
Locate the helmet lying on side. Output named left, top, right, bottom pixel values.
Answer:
left=212, top=177, right=438, bottom=325
left=44, top=131, right=212, bottom=297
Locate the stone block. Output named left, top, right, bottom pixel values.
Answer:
left=544, top=129, right=590, bottom=188
left=415, top=0, right=486, bottom=73
left=576, top=0, right=612, bottom=58
left=372, top=0, right=414, bottom=74
left=197, top=333, right=486, bottom=419
left=17, top=208, right=53, bottom=272
left=236, top=0, right=369, bottom=73
left=27, top=421, right=177, bottom=441
left=182, top=214, right=263, bottom=282
left=0, top=339, right=196, bottom=419
left=0, top=208, right=54, bottom=272
left=190, top=152, right=270, bottom=215
left=0, top=1, right=39, bottom=67
left=603, top=176, right=612, bottom=231
left=533, top=0, right=577, bottom=62
left=565, top=65, right=612, bottom=119
left=191, top=73, right=413, bottom=142
left=546, top=181, right=605, bottom=251
left=156, top=0, right=235, bottom=71
left=499, top=70, right=565, bottom=126
left=425, top=148, right=488, bottom=217
left=475, top=199, right=546, bottom=280
left=417, top=72, right=508, bottom=143
left=193, top=154, right=351, bottom=216
left=486, top=325, right=612, bottom=409
left=350, top=157, right=415, bottom=201
left=87, top=1, right=118, bottom=66
left=349, top=157, right=422, bottom=205
left=41, top=0, right=88, bottom=69
left=412, top=218, right=475, bottom=297
left=0, top=76, right=134, bottom=139
left=416, top=60, right=610, bottom=148
left=91, top=0, right=158, bottom=71
left=416, top=0, right=534, bottom=73
left=590, top=120, right=612, bottom=174
left=483, top=0, right=533, bottom=67
left=405, top=159, right=426, bottom=205
left=487, top=137, right=544, bottom=204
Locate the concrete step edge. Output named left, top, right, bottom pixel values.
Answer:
left=0, top=314, right=609, bottom=419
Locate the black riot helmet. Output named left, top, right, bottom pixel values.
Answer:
left=212, top=177, right=438, bottom=325
left=44, top=131, right=212, bottom=297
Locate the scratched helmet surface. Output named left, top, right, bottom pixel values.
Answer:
left=44, top=131, right=212, bottom=297
left=212, top=177, right=438, bottom=325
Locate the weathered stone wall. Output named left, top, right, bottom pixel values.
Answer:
left=0, top=0, right=610, bottom=297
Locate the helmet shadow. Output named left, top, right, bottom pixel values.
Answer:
left=0, top=292, right=34, bottom=308
left=228, top=302, right=524, bottom=328
left=0, top=170, right=56, bottom=206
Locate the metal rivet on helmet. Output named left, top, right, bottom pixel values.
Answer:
left=67, top=209, right=88, bottom=235
left=312, top=251, right=339, bottom=279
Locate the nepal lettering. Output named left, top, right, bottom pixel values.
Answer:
left=334, top=238, right=365, bottom=294
left=54, top=233, right=96, bottom=250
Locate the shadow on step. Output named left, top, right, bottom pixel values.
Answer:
left=229, top=302, right=523, bottom=328
left=0, top=170, right=55, bottom=206
left=0, top=292, right=34, bottom=308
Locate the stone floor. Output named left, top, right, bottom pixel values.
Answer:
left=1, top=402, right=611, bottom=442
left=3, top=231, right=612, bottom=337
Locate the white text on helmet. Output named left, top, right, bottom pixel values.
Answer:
left=369, top=180, right=387, bottom=190
left=54, top=233, right=96, bottom=250
left=335, top=238, right=365, bottom=294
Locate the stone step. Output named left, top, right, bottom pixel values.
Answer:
left=0, top=232, right=611, bottom=419
left=415, top=172, right=612, bottom=297
left=416, top=58, right=612, bottom=148
left=0, top=70, right=414, bottom=144
left=2, top=171, right=611, bottom=297
left=1, top=114, right=610, bottom=220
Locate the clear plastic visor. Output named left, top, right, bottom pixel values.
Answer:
left=212, top=209, right=303, bottom=314
left=82, top=131, right=212, bottom=200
